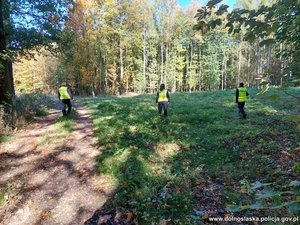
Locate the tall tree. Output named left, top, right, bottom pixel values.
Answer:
left=0, top=0, right=74, bottom=104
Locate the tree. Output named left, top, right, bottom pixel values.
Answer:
left=194, top=0, right=300, bottom=85
left=0, top=0, right=74, bottom=104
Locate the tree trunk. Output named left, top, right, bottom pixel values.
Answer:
left=165, top=45, right=168, bottom=85
left=143, top=28, right=146, bottom=92
left=221, top=52, right=225, bottom=90
left=160, top=43, right=164, bottom=84
left=257, top=40, right=261, bottom=75
left=119, top=45, right=124, bottom=95
left=0, top=0, right=14, bottom=105
left=238, top=41, right=242, bottom=85
left=189, top=44, right=192, bottom=92
left=280, top=43, right=283, bottom=86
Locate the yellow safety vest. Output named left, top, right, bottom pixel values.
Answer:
left=238, top=87, right=247, bottom=102
left=59, top=86, right=71, bottom=100
left=158, top=90, right=168, bottom=102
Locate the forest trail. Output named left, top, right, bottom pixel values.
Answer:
left=0, top=102, right=111, bottom=225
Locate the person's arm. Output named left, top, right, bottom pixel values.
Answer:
left=167, top=91, right=170, bottom=102
left=67, top=88, right=73, bottom=99
left=58, top=90, right=61, bottom=100
left=155, top=92, right=159, bottom=103
left=235, top=89, right=239, bottom=103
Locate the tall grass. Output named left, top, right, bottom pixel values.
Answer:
left=0, top=93, right=53, bottom=140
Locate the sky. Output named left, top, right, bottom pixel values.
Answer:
left=177, top=0, right=237, bottom=9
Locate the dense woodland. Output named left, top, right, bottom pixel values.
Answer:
left=0, top=0, right=296, bottom=100
left=0, top=1, right=299, bottom=223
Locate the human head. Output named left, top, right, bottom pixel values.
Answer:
left=239, top=82, right=244, bottom=87
left=61, top=81, right=67, bottom=86
left=160, top=83, right=165, bottom=91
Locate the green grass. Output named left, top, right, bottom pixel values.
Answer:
left=38, top=109, right=76, bottom=148
left=0, top=134, right=12, bottom=144
left=0, top=184, right=15, bottom=206
left=80, top=87, right=300, bottom=224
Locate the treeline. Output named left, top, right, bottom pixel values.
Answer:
left=13, top=0, right=299, bottom=96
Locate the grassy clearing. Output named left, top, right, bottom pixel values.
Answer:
left=81, top=87, right=300, bottom=224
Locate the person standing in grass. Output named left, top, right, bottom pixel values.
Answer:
left=236, top=82, right=249, bottom=119
left=156, top=83, right=170, bottom=116
left=58, top=81, right=73, bottom=116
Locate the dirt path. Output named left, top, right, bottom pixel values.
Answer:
left=0, top=103, right=111, bottom=225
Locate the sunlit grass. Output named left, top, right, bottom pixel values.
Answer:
left=0, top=135, right=12, bottom=144
left=37, top=109, right=76, bottom=148
left=80, top=87, right=300, bottom=224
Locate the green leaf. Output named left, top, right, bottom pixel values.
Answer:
left=259, top=39, right=276, bottom=47
left=251, top=181, right=262, bottom=189
left=251, top=181, right=272, bottom=189
left=207, top=0, right=223, bottom=8
left=288, top=202, right=300, bottom=213
left=216, top=4, right=229, bottom=16
left=289, top=181, right=300, bottom=187
left=226, top=204, right=242, bottom=212
left=249, top=202, right=264, bottom=210
left=255, top=189, right=281, bottom=199
left=256, top=83, right=270, bottom=96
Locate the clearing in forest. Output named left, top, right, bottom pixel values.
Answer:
left=0, top=87, right=300, bottom=224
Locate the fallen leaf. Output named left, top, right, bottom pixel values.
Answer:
left=40, top=211, right=51, bottom=219
left=202, top=212, right=209, bottom=219
left=126, top=212, right=134, bottom=222
left=26, top=200, right=34, bottom=206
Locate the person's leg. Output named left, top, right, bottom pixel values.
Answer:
left=66, top=99, right=72, bottom=115
left=62, top=100, right=67, bottom=116
left=158, top=102, right=163, bottom=114
left=238, top=102, right=246, bottom=118
left=241, top=102, right=246, bottom=118
left=163, top=101, right=168, bottom=116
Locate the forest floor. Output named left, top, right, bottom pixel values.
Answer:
left=0, top=101, right=112, bottom=225
left=0, top=88, right=299, bottom=225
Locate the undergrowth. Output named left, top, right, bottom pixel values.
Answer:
left=80, top=87, right=300, bottom=224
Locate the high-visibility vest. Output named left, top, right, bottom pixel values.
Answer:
left=59, top=86, right=71, bottom=100
left=158, top=90, right=168, bottom=102
left=238, top=87, right=247, bottom=102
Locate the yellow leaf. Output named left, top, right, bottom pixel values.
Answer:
left=40, top=211, right=51, bottom=219
left=26, top=200, right=34, bottom=206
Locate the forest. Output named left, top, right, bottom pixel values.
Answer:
left=0, top=0, right=298, bottom=101
left=0, top=0, right=299, bottom=224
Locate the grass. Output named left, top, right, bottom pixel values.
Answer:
left=80, top=87, right=300, bottom=224
left=0, top=135, right=12, bottom=144
left=0, top=184, right=15, bottom=207
left=37, top=109, right=76, bottom=148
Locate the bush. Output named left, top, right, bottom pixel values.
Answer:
left=0, top=93, right=53, bottom=137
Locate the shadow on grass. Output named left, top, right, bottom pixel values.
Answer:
left=81, top=94, right=231, bottom=224
left=82, top=89, right=300, bottom=224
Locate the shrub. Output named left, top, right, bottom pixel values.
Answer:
left=0, top=93, right=53, bottom=137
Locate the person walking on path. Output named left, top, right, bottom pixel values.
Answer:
left=58, top=81, right=73, bottom=116
left=236, top=82, right=249, bottom=119
left=156, top=83, right=170, bottom=116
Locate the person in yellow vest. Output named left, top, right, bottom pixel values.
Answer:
left=58, top=81, right=73, bottom=116
left=236, top=82, right=249, bottom=119
left=156, top=83, right=170, bottom=116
